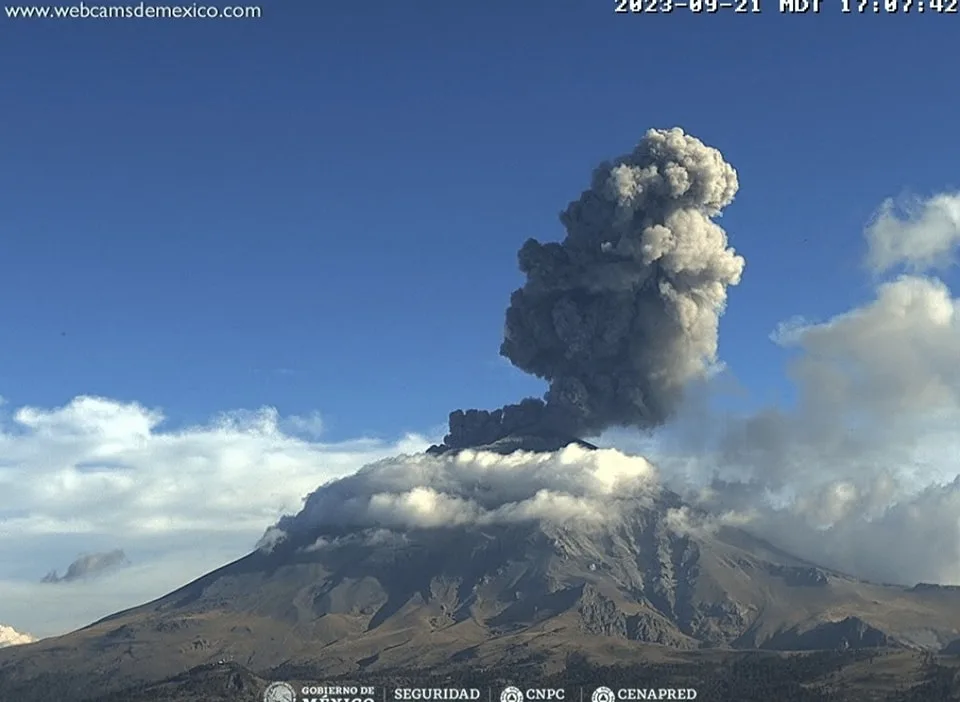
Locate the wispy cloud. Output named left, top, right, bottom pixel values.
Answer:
left=0, top=396, right=431, bottom=637
left=865, top=192, right=960, bottom=274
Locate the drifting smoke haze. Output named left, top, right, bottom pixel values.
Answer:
left=41, top=549, right=129, bottom=584
left=656, top=190, right=960, bottom=586
left=265, top=129, right=960, bottom=589
left=439, top=127, right=744, bottom=449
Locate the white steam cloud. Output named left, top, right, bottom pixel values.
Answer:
left=6, top=138, right=960, bottom=647
left=651, top=190, right=960, bottom=587
left=266, top=444, right=660, bottom=545
left=0, top=396, right=430, bottom=637
left=865, top=192, right=960, bottom=274
left=267, top=177, right=960, bottom=590
left=0, top=624, right=35, bottom=648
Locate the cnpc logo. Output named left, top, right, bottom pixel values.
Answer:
left=591, top=686, right=698, bottom=702
left=500, top=686, right=566, bottom=702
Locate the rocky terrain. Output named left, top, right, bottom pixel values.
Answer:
left=4, top=436, right=960, bottom=701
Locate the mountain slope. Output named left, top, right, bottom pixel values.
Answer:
left=4, top=438, right=960, bottom=701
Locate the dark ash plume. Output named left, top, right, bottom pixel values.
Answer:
left=433, top=128, right=744, bottom=452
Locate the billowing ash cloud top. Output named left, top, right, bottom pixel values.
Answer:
left=259, top=182, right=960, bottom=587
left=261, top=445, right=659, bottom=546
left=439, top=128, right=744, bottom=449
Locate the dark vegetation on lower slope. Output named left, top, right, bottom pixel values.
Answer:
left=8, top=440, right=960, bottom=702
left=42, top=650, right=960, bottom=702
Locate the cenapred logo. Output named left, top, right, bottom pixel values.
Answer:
left=590, top=687, right=697, bottom=701
left=263, top=681, right=297, bottom=702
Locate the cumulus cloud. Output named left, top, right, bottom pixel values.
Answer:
left=41, top=549, right=129, bottom=584
left=0, top=397, right=428, bottom=540
left=779, top=274, right=960, bottom=421
left=626, top=192, right=960, bottom=587
left=267, top=444, right=660, bottom=544
left=7, top=148, right=960, bottom=645
left=0, top=396, right=430, bottom=637
left=261, top=173, right=960, bottom=592
left=865, top=192, right=960, bottom=274
left=0, top=624, right=35, bottom=648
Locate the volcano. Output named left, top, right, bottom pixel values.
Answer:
left=3, top=438, right=960, bottom=702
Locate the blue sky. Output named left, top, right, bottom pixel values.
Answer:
left=2, top=1, right=960, bottom=642
left=3, top=4, right=957, bottom=441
